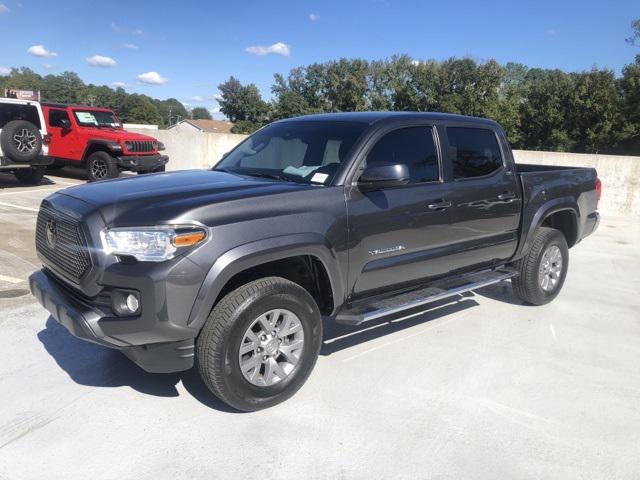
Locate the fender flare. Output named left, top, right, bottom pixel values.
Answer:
left=82, top=140, right=120, bottom=162
left=186, top=232, right=344, bottom=331
left=516, top=196, right=579, bottom=258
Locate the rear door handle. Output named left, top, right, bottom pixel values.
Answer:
left=497, top=192, right=516, bottom=201
left=428, top=200, right=452, bottom=210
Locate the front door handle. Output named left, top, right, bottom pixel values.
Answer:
left=428, top=200, right=452, bottom=210
left=497, top=192, right=516, bottom=201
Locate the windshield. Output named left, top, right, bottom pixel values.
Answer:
left=73, top=109, right=121, bottom=128
left=215, top=121, right=368, bottom=185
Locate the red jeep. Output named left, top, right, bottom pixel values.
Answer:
left=42, top=103, right=168, bottom=181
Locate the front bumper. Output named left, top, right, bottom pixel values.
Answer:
left=116, top=154, right=169, bottom=172
left=0, top=155, right=54, bottom=169
left=29, top=269, right=195, bottom=373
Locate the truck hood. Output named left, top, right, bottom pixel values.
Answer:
left=59, top=169, right=314, bottom=226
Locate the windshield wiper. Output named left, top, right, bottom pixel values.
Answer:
left=240, top=171, right=296, bottom=183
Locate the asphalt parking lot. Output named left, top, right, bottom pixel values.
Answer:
left=1, top=170, right=639, bottom=479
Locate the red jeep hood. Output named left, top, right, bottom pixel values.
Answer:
left=80, top=127, right=158, bottom=142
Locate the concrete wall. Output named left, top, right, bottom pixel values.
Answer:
left=130, top=129, right=639, bottom=216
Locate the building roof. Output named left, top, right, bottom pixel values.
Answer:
left=172, top=119, right=234, bottom=133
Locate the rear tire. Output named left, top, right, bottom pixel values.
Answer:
left=512, top=227, right=569, bottom=305
left=14, top=166, right=45, bottom=185
left=196, top=277, right=322, bottom=412
left=0, top=120, right=42, bottom=162
left=86, top=151, right=119, bottom=182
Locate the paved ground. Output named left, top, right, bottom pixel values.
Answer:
left=1, top=170, right=639, bottom=480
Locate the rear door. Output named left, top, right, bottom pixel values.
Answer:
left=439, top=125, right=521, bottom=268
left=46, top=108, right=81, bottom=161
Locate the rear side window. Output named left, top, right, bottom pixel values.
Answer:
left=48, top=109, right=70, bottom=128
left=0, top=103, right=41, bottom=129
left=447, top=127, right=503, bottom=179
left=366, top=127, right=439, bottom=184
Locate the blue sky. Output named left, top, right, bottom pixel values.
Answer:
left=0, top=0, right=638, bottom=116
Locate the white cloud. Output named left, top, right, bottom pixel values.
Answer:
left=42, top=63, right=54, bottom=69
left=86, top=55, right=117, bottom=67
left=122, top=43, right=138, bottom=49
left=137, top=71, right=168, bottom=85
left=187, top=95, right=205, bottom=102
left=111, top=81, right=126, bottom=88
left=245, top=42, right=291, bottom=57
left=0, top=2, right=9, bottom=14
left=27, top=44, right=58, bottom=58
left=111, top=22, right=121, bottom=32
left=309, top=13, right=320, bottom=21
left=132, top=29, right=143, bottom=36
left=0, top=66, right=11, bottom=76
left=213, top=93, right=223, bottom=102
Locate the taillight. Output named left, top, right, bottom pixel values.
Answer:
left=43, top=134, right=51, bottom=145
left=595, top=178, right=602, bottom=209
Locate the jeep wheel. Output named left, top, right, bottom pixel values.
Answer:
left=14, top=166, right=45, bottom=185
left=196, top=277, right=323, bottom=411
left=0, top=120, right=43, bottom=162
left=512, top=227, right=569, bottom=305
left=86, top=151, right=119, bottom=182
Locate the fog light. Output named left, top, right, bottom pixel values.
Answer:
left=112, top=289, right=141, bottom=316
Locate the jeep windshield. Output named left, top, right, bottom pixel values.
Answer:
left=73, top=110, right=121, bottom=129
left=214, top=121, right=368, bottom=185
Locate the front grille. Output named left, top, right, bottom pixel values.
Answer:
left=127, top=140, right=155, bottom=153
left=36, top=203, right=91, bottom=282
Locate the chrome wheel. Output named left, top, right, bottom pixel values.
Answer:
left=538, top=245, right=563, bottom=292
left=238, top=309, right=304, bottom=387
left=13, top=128, right=37, bottom=153
left=91, top=159, right=108, bottom=179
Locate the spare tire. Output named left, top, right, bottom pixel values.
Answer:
left=0, top=120, right=43, bottom=162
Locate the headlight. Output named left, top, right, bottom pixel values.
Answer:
left=156, top=141, right=166, bottom=151
left=100, top=226, right=207, bottom=262
left=107, top=142, right=122, bottom=152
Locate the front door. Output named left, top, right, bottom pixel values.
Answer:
left=46, top=108, right=80, bottom=160
left=346, top=125, right=454, bottom=298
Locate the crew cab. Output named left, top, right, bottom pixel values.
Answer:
left=0, top=98, right=53, bottom=184
left=29, top=112, right=600, bottom=411
left=42, top=103, right=168, bottom=181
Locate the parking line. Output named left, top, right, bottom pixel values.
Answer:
left=0, top=274, right=23, bottom=284
left=0, top=186, right=65, bottom=196
left=0, top=201, right=39, bottom=213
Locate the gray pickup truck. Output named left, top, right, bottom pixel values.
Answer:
left=29, top=112, right=601, bottom=411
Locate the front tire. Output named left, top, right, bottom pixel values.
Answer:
left=512, top=227, right=569, bottom=305
left=86, top=151, right=119, bottom=182
left=14, top=166, right=45, bottom=185
left=196, top=277, right=322, bottom=412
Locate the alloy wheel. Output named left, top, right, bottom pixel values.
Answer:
left=538, top=245, right=563, bottom=292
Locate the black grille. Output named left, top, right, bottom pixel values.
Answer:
left=127, top=140, right=155, bottom=153
left=36, top=203, right=91, bottom=282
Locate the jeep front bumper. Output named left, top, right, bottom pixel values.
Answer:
left=116, top=154, right=169, bottom=172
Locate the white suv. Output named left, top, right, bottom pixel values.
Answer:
left=0, top=98, right=52, bottom=184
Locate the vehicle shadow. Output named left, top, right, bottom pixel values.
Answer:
left=0, top=172, right=58, bottom=189
left=473, top=281, right=527, bottom=306
left=37, top=317, right=239, bottom=413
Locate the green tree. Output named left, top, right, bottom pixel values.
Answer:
left=191, top=106, right=212, bottom=120
left=218, top=76, right=269, bottom=123
left=619, top=55, right=640, bottom=153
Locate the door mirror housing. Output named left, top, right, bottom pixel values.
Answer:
left=358, top=163, right=410, bottom=190
left=59, top=118, right=71, bottom=131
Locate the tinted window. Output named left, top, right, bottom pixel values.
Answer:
left=0, top=104, right=41, bottom=129
left=217, top=121, right=368, bottom=184
left=365, top=127, right=439, bottom=184
left=447, top=127, right=503, bottom=179
left=48, top=109, right=70, bottom=128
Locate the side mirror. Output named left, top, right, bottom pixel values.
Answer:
left=358, top=163, right=410, bottom=190
left=59, top=118, right=71, bottom=131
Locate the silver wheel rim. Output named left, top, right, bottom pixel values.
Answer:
left=13, top=128, right=37, bottom=153
left=238, top=308, right=304, bottom=387
left=91, top=159, right=108, bottom=179
left=538, top=245, right=563, bottom=292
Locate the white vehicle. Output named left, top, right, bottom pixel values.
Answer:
left=0, top=97, right=52, bottom=184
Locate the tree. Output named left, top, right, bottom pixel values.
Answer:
left=619, top=55, right=640, bottom=153
left=191, top=107, right=212, bottom=120
left=218, top=76, right=269, bottom=123
left=626, top=19, right=640, bottom=47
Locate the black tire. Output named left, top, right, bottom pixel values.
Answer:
left=0, top=120, right=42, bottom=162
left=13, top=166, right=45, bottom=185
left=86, top=151, right=119, bottom=182
left=196, top=277, right=323, bottom=412
left=137, top=165, right=166, bottom=175
left=512, top=227, right=569, bottom=305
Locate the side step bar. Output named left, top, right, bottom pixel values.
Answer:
left=335, top=268, right=518, bottom=325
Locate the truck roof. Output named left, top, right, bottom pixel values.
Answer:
left=280, top=111, right=500, bottom=127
